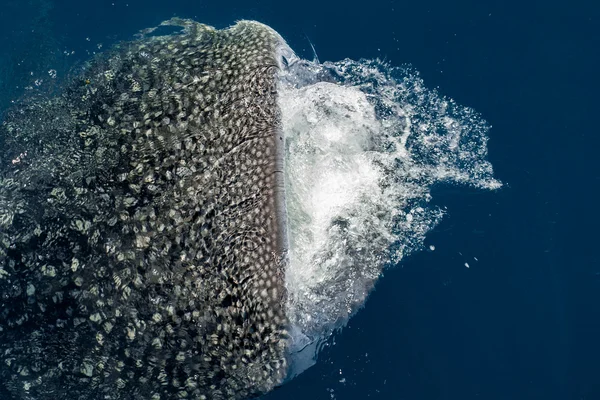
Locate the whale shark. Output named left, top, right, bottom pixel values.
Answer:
left=0, top=15, right=504, bottom=400
left=0, top=18, right=291, bottom=400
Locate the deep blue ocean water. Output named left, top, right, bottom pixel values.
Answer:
left=0, top=1, right=598, bottom=399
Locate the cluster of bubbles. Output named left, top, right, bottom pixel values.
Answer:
left=278, top=56, right=501, bottom=364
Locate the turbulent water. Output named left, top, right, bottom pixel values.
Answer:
left=278, top=56, right=501, bottom=372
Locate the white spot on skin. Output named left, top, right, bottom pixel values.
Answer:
left=89, top=313, right=102, bottom=322
left=81, top=362, right=94, bottom=377
left=71, top=258, right=80, bottom=272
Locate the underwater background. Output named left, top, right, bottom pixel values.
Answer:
left=0, top=0, right=598, bottom=399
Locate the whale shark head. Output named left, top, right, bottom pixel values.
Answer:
left=0, top=18, right=294, bottom=400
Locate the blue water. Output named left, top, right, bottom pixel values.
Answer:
left=0, top=1, right=598, bottom=399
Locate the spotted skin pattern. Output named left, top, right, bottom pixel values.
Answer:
left=0, top=19, right=289, bottom=400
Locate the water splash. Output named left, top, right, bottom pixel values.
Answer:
left=279, top=57, right=501, bottom=371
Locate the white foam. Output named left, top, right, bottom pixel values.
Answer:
left=278, top=57, right=501, bottom=371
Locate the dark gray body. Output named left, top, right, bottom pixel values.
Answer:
left=0, top=19, right=289, bottom=400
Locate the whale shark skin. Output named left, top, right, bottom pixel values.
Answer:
left=0, top=18, right=290, bottom=400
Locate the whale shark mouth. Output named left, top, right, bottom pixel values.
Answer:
left=0, top=18, right=501, bottom=400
